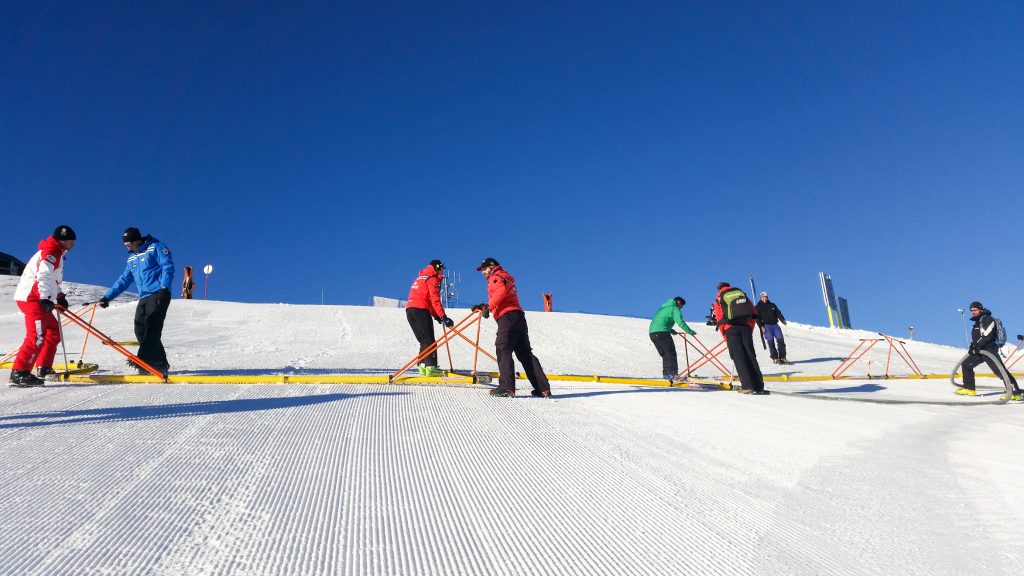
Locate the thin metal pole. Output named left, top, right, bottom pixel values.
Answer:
left=57, top=310, right=70, bottom=378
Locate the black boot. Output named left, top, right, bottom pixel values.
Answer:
left=9, top=370, right=45, bottom=388
left=36, top=366, right=57, bottom=380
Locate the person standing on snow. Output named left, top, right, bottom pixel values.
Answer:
left=9, top=226, right=76, bottom=387
left=406, top=259, right=454, bottom=377
left=98, top=227, right=175, bottom=375
left=181, top=265, right=195, bottom=299
left=755, top=292, right=790, bottom=365
left=475, top=258, right=551, bottom=398
left=649, top=297, right=697, bottom=380
left=712, top=282, right=767, bottom=395
left=956, top=301, right=1021, bottom=400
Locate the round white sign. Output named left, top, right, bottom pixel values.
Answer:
left=203, top=264, right=213, bottom=275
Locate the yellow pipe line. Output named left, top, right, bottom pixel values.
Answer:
left=59, top=369, right=1024, bottom=386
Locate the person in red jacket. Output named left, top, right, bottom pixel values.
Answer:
left=10, top=226, right=77, bottom=387
left=406, top=259, right=453, bottom=377
left=475, top=258, right=551, bottom=398
left=712, top=281, right=767, bottom=395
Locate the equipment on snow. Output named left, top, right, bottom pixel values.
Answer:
left=58, top=307, right=168, bottom=381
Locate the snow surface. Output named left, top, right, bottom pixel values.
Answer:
left=1, top=276, right=1022, bottom=575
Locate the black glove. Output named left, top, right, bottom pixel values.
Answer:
left=155, top=288, right=171, bottom=306
left=968, top=345, right=979, bottom=356
left=438, top=315, right=454, bottom=328
left=480, top=304, right=490, bottom=319
left=56, top=293, right=70, bottom=309
left=99, top=297, right=110, bottom=309
left=39, top=299, right=55, bottom=313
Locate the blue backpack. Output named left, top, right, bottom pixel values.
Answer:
left=993, top=317, right=1007, bottom=347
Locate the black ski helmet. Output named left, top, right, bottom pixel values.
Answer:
left=123, top=227, right=143, bottom=244
left=53, top=225, right=76, bottom=241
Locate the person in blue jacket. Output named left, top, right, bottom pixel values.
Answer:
left=99, top=227, right=175, bottom=374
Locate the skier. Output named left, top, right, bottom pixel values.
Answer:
left=475, top=258, right=551, bottom=398
left=9, top=226, right=76, bottom=387
left=181, top=265, right=195, bottom=299
left=98, top=227, right=175, bottom=375
left=755, top=292, right=789, bottom=364
left=406, top=259, right=454, bottom=377
left=956, top=301, right=1021, bottom=400
left=649, top=297, right=697, bottom=380
left=712, top=282, right=767, bottom=395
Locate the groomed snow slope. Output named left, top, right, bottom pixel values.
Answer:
left=1, top=277, right=1022, bottom=575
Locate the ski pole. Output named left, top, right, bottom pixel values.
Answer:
left=56, top=309, right=71, bottom=380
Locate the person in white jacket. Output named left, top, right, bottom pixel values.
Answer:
left=10, top=226, right=76, bottom=387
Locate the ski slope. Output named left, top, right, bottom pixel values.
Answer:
left=1, top=277, right=1022, bottom=575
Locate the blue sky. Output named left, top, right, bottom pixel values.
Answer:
left=2, top=1, right=1021, bottom=347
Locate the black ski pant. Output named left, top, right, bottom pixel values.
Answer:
left=135, top=293, right=170, bottom=369
left=495, top=310, right=550, bottom=393
left=725, top=324, right=765, bottom=392
left=649, top=332, right=678, bottom=376
left=406, top=307, right=438, bottom=367
left=962, top=346, right=1020, bottom=392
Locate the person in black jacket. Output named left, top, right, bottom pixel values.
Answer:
left=755, top=292, right=789, bottom=364
left=958, top=301, right=1021, bottom=400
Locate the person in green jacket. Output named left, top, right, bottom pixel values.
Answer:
left=649, top=297, right=698, bottom=380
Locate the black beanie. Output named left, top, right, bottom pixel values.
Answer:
left=53, top=225, right=76, bottom=241
left=430, top=259, right=444, bottom=271
left=674, top=296, right=686, bottom=307
left=123, top=227, right=143, bottom=243
left=476, top=257, right=499, bottom=271
left=969, top=301, right=984, bottom=311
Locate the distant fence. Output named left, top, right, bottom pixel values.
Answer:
left=371, top=296, right=406, bottom=308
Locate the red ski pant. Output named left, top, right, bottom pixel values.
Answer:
left=13, top=300, right=61, bottom=371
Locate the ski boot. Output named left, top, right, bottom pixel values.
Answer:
left=417, top=363, right=427, bottom=376
left=489, top=388, right=515, bottom=397
left=954, top=387, right=976, bottom=396
left=999, top=391, right=1023, bottom=401
left=530, top=389, right=552, bottom=398
left=36, top=366, right=57, bottom=380
left=422, top=365, right=445, bottom=378
left=9, top=370, right=45, bottom=388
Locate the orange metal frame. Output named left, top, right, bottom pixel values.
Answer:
left=390, top=310, right=496, bottom=381
left=59, top=307, right=167, bottom=381
left=675, top=333, right=733, bottom=380
left=832, top=334, right=922, bottom=378
left=1004, top=335, right=1024, bottom=371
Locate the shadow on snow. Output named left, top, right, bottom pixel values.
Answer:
left=792, top=384, right=887, bottom=395
left=0, top=391, right=406, bottom=429
left=786, top=357, right=846, bottom=364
